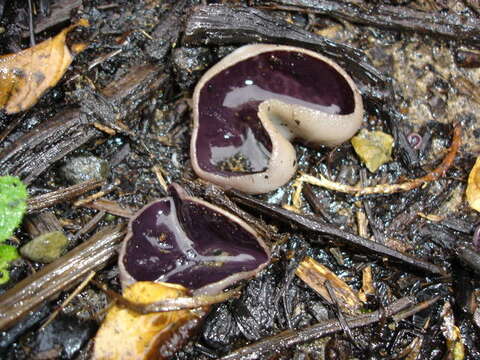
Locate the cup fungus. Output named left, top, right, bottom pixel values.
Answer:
left=103, top=184, right=270, bottom=358
left=118, top=183, right=270, bottom=295
left=191, top=44, right=364, bottom=194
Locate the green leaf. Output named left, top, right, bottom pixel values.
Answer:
left=0, top=244, right=20, bottom=284
left=0, top=176, right=28, bottom=242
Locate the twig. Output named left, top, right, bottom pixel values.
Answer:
left=71, top=211, right=106, bottom=242
left=392, top=296, right=441, bottom=322
left=228, top=191, right=446, bottom=275
left=292, top=123, right=460, bottom=198
left=263, top=1, right=480, bottom=47
left=73, top=186, right=116, bottom=207
left=82, top=199, right=135, bottom=218
left=219, top=296, right=415, bottom=360
left=324, top=280, right=356, bottom=346
left=152, top=165, right=169, bottom=193
left=27, top=0, right=35, bottom=46
left=40, top=271, right=96, bottom=330
left=302, top=183, right=331, bottom=221
left=91, top=280, right=242, bottom=313
left=454, top=244, right=480, bottom=276
left=67, top=49, right=123, bottom=83
left=0, top=225, right=125, bottom=330
left=27, top=179, right=105, bottom=212
left=0, top=113, right=26, bottom=145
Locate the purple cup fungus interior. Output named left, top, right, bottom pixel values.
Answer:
left=121, top=185, right=270, bottom=292
left=196, top=49, right=355, bottom=177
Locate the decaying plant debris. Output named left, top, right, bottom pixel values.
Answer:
left=0, top=0, right=480, bottom=359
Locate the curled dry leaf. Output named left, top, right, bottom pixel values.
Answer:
left=93, top=281, right=206, bottom=360
left=466, top=157, right=480, bottom=212
left=0, top=19, right=89, bottom=114
left=351, top=129, right=394, bottom=173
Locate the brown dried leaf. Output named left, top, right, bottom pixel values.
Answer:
left=93, top=281, right=203, bottom=360
left=0, top=19, right=88, bottom=114
left=466, top=157, right=480, bottom=212
left=296, top=256, right=361, bottom=315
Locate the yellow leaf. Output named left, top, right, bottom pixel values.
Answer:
left=0, top=19, right=89, bottom=114
left=466, top=157, right=480, bottom=212
left=358, top=265, right=375, bottom=303
left=93, top=282, right=202, bottom=360
left=296, top=256, right=361, bottom=315
left=351, top=129, right=394, bottom=173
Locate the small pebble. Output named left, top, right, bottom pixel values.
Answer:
left=60, top=155, right=109, bottom=185
left=20, top=231, right=68, bottom=263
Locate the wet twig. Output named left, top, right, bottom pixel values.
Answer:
left=82, top=199, right=135, bottom=218
left=0, top=225, right=125, bottom=330
left=39, top=271, right=97, bottom=330
left=454, top=244, right=480, bottom=276
left=392, top=296, right=441, bottom=322
left=27, top=0, right=35, bottom=46
left=71, top=210, right=106, bottom=243
left=263, top=0, right=480, bottom=47
left=0, top=110, right=100, bottom=184
left=91, top=279, right=242, bottom=314
left=228, top=191, right=446, bottom=275
left=27, top=179, right=105, bottom=212
left=220, top=296, right=415, bottom=360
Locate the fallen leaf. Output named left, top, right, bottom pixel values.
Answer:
left=93, top=281, right=205, bottom=360
left=351, top=129, right=394, bottom=173
left=0, top=244, right=20, bottom=285
left=466, top=157, right=480, bottom=212
left=358, top=265, right=375, bottom=303
left=0, top=19, right=88, bottom=114
left=296, top=256, right=361, bottom=315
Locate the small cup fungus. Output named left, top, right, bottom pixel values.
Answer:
left=118, top=183, right=270, bottom=295
left=191, top=44, right=364, bottom=194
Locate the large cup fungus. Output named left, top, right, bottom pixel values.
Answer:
left=191, top=44, right=364, bottom=194
left=95, top=184, right=270, bottom=359
left=118, top=183, right=270, bottom=295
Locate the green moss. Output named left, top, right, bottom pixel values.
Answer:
left=0, top=176, right=28, bottom=242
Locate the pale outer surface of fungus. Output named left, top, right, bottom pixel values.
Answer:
left=191, top=44, right=364, bottom=194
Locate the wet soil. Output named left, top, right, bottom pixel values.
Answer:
left=0, top=0, right=479, bottom=359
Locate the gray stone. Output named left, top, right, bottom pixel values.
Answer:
left=60, top=156, right=109, bottom=185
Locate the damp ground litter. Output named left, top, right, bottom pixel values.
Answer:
left=0, top=0, right=479, bottom=359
